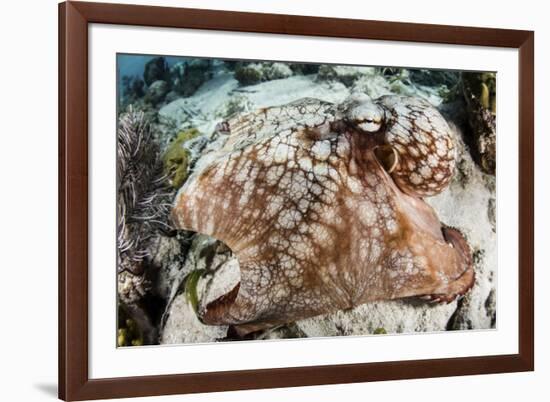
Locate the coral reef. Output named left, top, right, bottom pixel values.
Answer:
left=144, top=80, right=169, bottom=106
left=408, top=68, right=459, bottom=88
left=460, top=72, right=496, bottom=174
left=117, top=109, right=173, bottom=275
left=117, top=306, right=144, bottom=347
left=290, top=63, right=320, bottom=75
left=144, top=57, right=169, bottom=86
left=169, top=60, right=213, bottom=97
left=116, top=109, right=176, bottom=344
left=234, top=64, right=263, bottom=85
left=120, top=57, right=216, bottom=127
left=234, top=62, right=294, bottom=86
left=121, top=75, right=145, bottom=105
left=317, top=65, right=375, bottom=87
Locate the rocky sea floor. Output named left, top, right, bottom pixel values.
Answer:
left=116, top=57, right=496, bottom=346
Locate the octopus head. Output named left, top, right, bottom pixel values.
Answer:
left=340, top=93, right=457, bottom=197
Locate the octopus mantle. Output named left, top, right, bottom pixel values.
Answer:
left=172, top=94, right=475, bottom=335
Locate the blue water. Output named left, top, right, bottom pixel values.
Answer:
left=117, top=54, right=189, bottom=80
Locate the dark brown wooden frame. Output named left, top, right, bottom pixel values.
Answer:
left=59, top=1, right=534, bottom=400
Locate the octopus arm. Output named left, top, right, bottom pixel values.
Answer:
left=219, top=98, right=337, bottom=150
left=373, top=170, right=475, bottom=302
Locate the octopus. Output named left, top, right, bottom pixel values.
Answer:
left=172, top=93, right=475, bottom=336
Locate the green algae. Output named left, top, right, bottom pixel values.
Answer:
left=117, top=312, right=144, bottom=347
left=163, top=128, right=201, bottom=189
left=185, top=269, right=205, bottom=314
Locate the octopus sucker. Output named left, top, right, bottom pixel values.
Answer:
left=172, top=94, right=474, bottom=335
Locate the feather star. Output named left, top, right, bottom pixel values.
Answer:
left=172, top=93, right=475, bottom=335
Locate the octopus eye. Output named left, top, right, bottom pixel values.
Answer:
left=346, top=104, right=384, bottom=133
left=357, top=119, right=382, bottom=133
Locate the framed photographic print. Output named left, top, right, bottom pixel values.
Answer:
left=59, top=1, right=534, bottom=400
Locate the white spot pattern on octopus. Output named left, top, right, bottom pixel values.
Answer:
left=265, top=195, right=284, bottom=218
left=298, top=199, right=310, bottom=213
left=358, top=200, right=377, bottom=226
left=311, top=140, right=332, bottom=161
left=266, top=165, right=284, bottom=186
left=297, top=156, right=313, bottom=171
left=419, top=165, right=432, bottom=179
left=427, top=154, right=439, bottom=167
left=434, top=172, right=445, bottom=181
left=414, top=115, right=432, bottom=132
left=311, top=183, right=323, bottom=196
left=346, top=176, right=363, bottom=194
left=273, top=143, right=293, bottom=164
left=408, top=146, right=420, bottom=158
left=277, top=209, right=302, bottom=229
left=313, top=162, right=329, bottom=177
left=410, top=172, right=422, bottom=185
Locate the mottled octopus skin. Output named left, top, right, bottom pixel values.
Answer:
left=172, top=95, right=475, bottom=335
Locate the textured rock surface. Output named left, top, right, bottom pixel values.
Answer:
left=234, top=62, right=295, bottom=86
left=461, top=72, right=496, bottom=175
left=161, top=292, right=229, bottom=344
left=169, top=60, right=213, bottom=97
left=144, top=57, right=169, bottom=86
left=144, top=80, right=169, bottom=106
left=317, top=65, right=376, bottom=86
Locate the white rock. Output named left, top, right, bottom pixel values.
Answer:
left=264, top=62, right=294, bottom=80
left=160, top=294, right=228, bottom=344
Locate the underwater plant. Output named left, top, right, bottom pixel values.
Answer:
left=117, top=109, right=173, bottom=279
left=117, top=108, right=178, bottom=344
